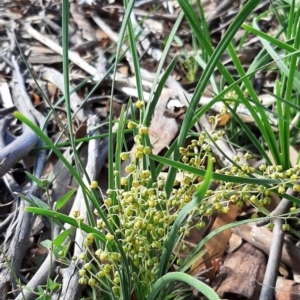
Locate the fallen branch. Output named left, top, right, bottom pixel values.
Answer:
left=259, top=218, right=284, bottom=300
left=25, top=23, right=101, bottom=81
left=0, top=56, right=47, bottom=298
left=56, top=116, right=104, bottom=300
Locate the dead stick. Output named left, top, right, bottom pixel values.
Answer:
left=259, top=218, right=284, bottom=300
left=58, top=116, right=103, bottom=300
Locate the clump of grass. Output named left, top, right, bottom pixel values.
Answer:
left=16, top=0, right=300, bottom=299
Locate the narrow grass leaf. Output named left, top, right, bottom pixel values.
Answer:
left=126, top=7, right=144, bottom=100
left=17, top=194, right=38, bottom=207
left=227, top=42, right=281, bottom=164
left=56, top=188, right=78, bottom=210
left=242, top=23, right=300, bottom=56
left=31, top=195, right=50, bottom=210
left=25, top=171, right=45, bottom=189
left=53, top=227, right=74, bottom=247
left=226, top=105, right=272, bottom=165
left=114, top=105, right=127, bottom=192
left=148, top=272, right=219, bottom=300
left=150, top=154, right=280, bottom=185
left=252, top=18, right=300, bottom=92
left=25, top=207, right=109, bottom=246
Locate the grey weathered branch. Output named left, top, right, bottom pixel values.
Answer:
left=259, top=218, right=284, bottom=300
left=0, top=56, right=46, bottom=299
left=57, top=116, right=103, bottom=300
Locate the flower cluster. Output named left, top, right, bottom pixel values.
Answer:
left=76, top=115, right=300, bottom=297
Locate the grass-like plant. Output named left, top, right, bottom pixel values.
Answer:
left=13, top=0, right=300, bottom=299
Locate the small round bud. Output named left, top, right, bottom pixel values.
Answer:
left=139, top=126, right=148, bottom=135
left=278, top=185, right=285, bottom=194
left=205, top=208, right=214, bottom=216
left=293, top=184, right=300, bottom=192
left=79, top=252, right=87, bottom=261
left=83, top=263, right=92, bottom=271
left=106, top=233, right=114, bottom=241
left=120, top=177, right=128, bottom=186
left=222, top=207, right=230, bottom=214
left=90, top=181, right=98, bottom=189
left=290, top=174, right=298, bottom=182
left=78, top=269, right=86, bottom=277
left=88, top=278, right=96, bottom=286
left=127, top=121, right=135, bottom=129
left=136, top=145, right=144, bottom=152
left=143, top=146, right=152, bottom=155
left=282, top=223, right=290, bottom=231
left=251, top=213, right=259, bottom=219
left=85, top=233, right=94, bottom=245
left=136, top=100, right=145, bottom=109
left=259, top=164, right=266, bottom=171
left=267, top=222, right=274, bottom=231
left=132, top=180, right=140, bottom=187
left=113, top=276, right=120, bottom=284
left=112, top=286, right=120, bottom=295
left=244, top=152, right=252, bottom=160
left=120, top=152, right=129, bottom=160
left=79, top=277, right=88, bottom=285
left=125, top=164, right=136, bottom=173
left=97, top=270, right=106, bottom=278
left=135, top=151, right=143, bottom=159
left=104, top=198, right=113, bottom=207
left=100, top=252, right=108, bottom=261
left=196, top=221, right=206, bottom=230
left=72, top=210, right=80, bottom=218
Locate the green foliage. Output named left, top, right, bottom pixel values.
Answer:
left=15, top=0, right=300, bottom=299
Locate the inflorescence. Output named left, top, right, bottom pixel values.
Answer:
left=75, top=111, right=300, bottom=297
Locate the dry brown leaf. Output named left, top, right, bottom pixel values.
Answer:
left=74, top=119, right=87, bottom=140
left=31, top=92, right=40, bottom=106
left=118, top=65, right=130, bottom=76
left=216, top=112, right=231, bottom=127
left=148, top=89, right=179, bottom=154
left=95, top=28, right=109, bottom=40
